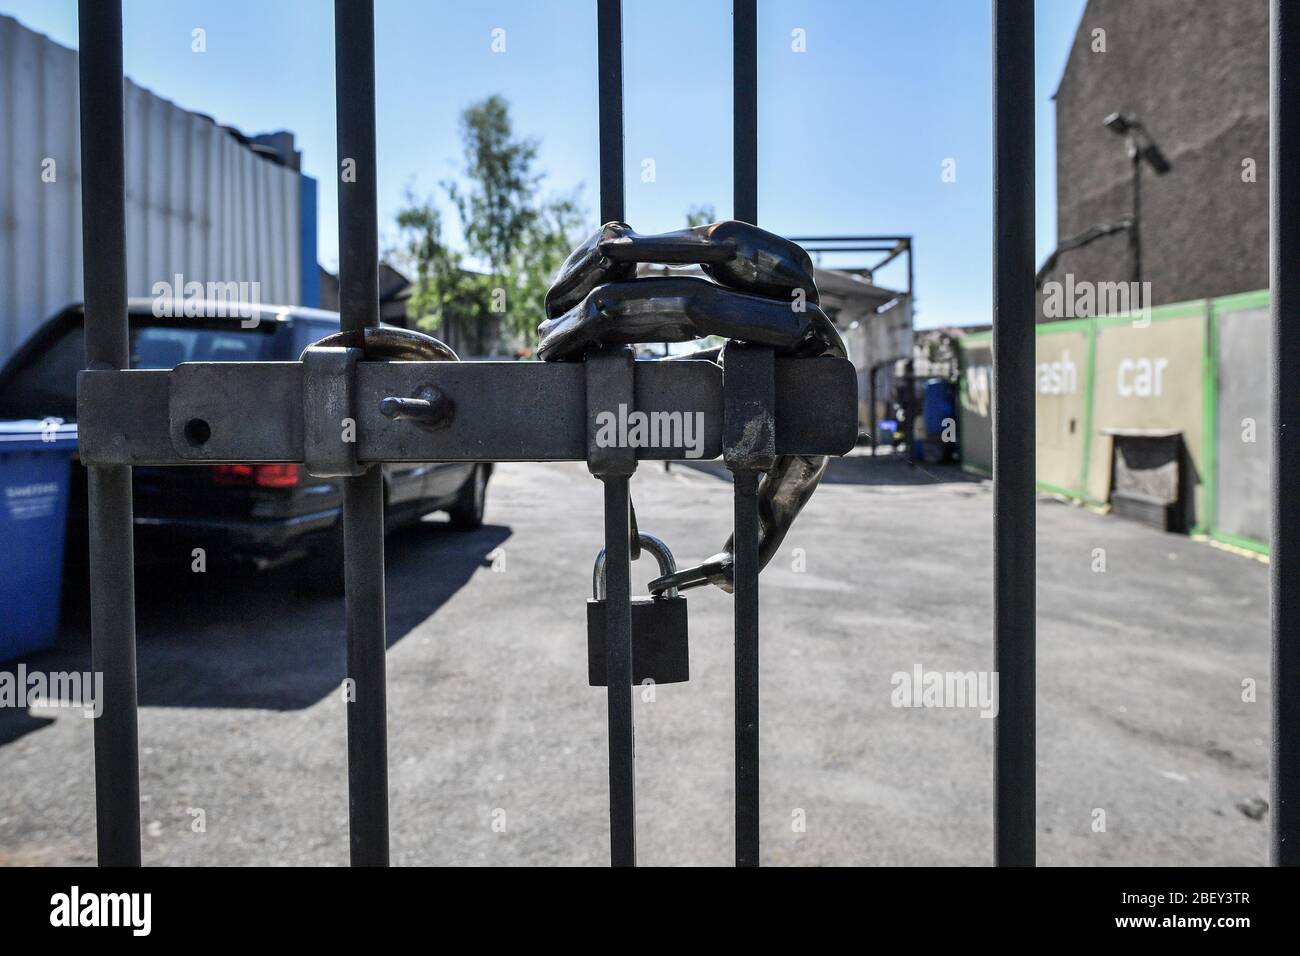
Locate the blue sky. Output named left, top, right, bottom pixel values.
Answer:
left=2, top=0, right=1087, bottom=328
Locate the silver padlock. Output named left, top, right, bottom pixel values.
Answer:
left=587, top=533, right=689, bottom=686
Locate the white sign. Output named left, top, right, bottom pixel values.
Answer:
left=1117, top=356, right=1169, bottom=398
left=1038, top=350, right=1077, bottom=395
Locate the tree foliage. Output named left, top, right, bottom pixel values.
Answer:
left=395, top=194, right=493, bottom=355
left=395, top=95, right=585, bottom=356
left=685, top=203, right=717, bottom=228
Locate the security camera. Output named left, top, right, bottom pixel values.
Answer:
left=1103, top=112, right=1134, bottom=135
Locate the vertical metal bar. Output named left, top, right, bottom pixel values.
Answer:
left=586, top=346, right=637, bottom=866
left=733, top=0, right=758, bottom=225
left=869, top=366, right=878, bottom=455
left=601, top=474, right=636, bottom=866
left=1271, top=0, right=1300, bottom=867
left=731, top=0, right=761, bottom=869
left=595, top=5, right=634, bottom=864
left=597, top=0, right=624, bottom=224
left=906, top=361, right=916, bottom=464
left=334, top=0, right=389, bottom=867
left=992, top=0, right=1036, bottom=867
left=906, top=239, right=914, bottom=310
left=732, top=471, right=761, bottom=866
left=78, top=0, right=141, bottom=868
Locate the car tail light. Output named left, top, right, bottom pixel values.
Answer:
left=212, top=463, right=300, bottom=488
left=253, top=464, right=301, bottom=488
left=212, top=464, right=254, bottom=486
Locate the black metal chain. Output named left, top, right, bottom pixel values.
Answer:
left=540, top=220, right=847, bottom=593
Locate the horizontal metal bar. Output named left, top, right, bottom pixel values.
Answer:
left=77, top=357, right=858, bottom=466
left=787, top=235, right=911, bottom=243
left=800, top=245, right=899, bottom=252
left=865, top=244, right=909, bottom=272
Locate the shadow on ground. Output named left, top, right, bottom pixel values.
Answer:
left=0, top=519, right=509, bottom=743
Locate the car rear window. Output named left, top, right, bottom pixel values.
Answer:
left=131, top=325, right=276, bottom=368
left=0, top=317, right=282, bottom=421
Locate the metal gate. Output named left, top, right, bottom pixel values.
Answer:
left=72, top=0, right=1300, bottom=868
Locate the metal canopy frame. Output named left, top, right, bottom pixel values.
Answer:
left=788, top=235, right=914, bottom=305
left=70, top=0, right=1299, bottom=869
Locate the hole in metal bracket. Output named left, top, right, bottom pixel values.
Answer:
left=184, top=418, right=211, bottom=446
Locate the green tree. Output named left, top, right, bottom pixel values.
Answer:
left=398, top=95, right=586, bottom=353
left=511, top=192, right=586, bottom=334
left=685, top=203, right=717, bottom=228
left=447, top=95, right=585, bottom=346
left=445, top=95, right=541, bottom=286
left=394, top=191, right=493, bottom=355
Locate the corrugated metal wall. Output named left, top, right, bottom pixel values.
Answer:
left=0, top=15, right=305, bottom=362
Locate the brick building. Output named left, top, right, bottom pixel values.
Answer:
left=1041, top=0, right=1268, bottom=310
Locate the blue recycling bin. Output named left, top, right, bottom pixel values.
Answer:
left=0, top=420, right=77, bottom=662
left=923, top=378, right=956, bottom=437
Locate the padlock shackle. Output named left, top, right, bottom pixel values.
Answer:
left=593, top=533, right=677, bottom=600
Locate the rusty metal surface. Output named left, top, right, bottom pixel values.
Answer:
left=77, top=358, right=855, bottom=467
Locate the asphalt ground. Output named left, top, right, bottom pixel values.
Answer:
left=0, top=452, right=1272, bottom=865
